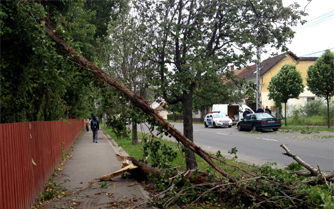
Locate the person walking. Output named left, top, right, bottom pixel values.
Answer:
left=85, top=119, right=90, bottom=131
left=90, top=116, right=99, bottom=143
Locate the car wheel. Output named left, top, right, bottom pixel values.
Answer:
left=237, top=124, right=242, bottom=131
left=273, top=128, right=278, bottom=131
left=228, top=125, right=232, bottom=128
left=213, top=122, right=217, bottom=128
left=204, top=122, right=208, bottom=128
left=252, top=125, right=257, bottom=131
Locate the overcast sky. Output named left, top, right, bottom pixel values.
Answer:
left=262, top=0, right=334, bottom=59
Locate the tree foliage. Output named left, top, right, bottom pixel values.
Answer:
left=268, top=64, right=304, bottom=126
left=133, top=0, right=305, bottom=169
left=0, top=0, right=126, bottom=123
left=102, top=11, right=155, bottom=144
left=307, top=49, right=334, bottom=128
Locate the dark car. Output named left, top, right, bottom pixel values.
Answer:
left=237, top=113, right=281, bottom=132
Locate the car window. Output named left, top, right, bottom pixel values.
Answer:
left=244, top=115, right=250, bottom=120
left=213, top=113, right=224, bottom=118
left=250, top=115, right=256, bottom=120
left=255, top=113, right=273, bottom=119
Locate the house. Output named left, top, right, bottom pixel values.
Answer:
left=150, top=101, right=169, bottom=119
left=234, top=51, right=320, bottom=116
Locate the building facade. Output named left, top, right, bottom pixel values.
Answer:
left=234, top=51, right=319, bottom=116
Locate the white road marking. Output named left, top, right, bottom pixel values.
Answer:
left=216, top=132, right=228, bottom=135
left=257, top=137, right=278, bottom=141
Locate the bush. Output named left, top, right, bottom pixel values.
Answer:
left=167, top=113, right=182, bottom=121
left=304, top=99, right=325, bottom=117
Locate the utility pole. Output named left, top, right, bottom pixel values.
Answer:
left=256, top=47, right=261, bottom=110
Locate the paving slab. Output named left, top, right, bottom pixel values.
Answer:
left=44, top=129, right=153, bottom=209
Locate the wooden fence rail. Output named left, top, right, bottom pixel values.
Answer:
left=0, top=119, right=84, bottom=209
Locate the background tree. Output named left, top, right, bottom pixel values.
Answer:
left=268, top=64, right=304, bottom=126
left=103, top=13, right=154, bottom=144
left=133, top=0, right=305, bottom=169
left=307, top=49, right=334, bottom=128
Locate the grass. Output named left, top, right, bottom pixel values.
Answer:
left=286, top=115, right=334, bottom=126
left=280, top=125, right=334, bottom=133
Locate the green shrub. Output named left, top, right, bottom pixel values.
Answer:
left=167, top=113, right=174, bottom=120
left=167, top=113, right=182, bottom=121
left=304, top=99, right=325, bottom=117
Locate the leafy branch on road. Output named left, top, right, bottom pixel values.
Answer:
left=101, top=127, right=334, bottom=208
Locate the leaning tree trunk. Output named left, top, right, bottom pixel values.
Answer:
left=132, top=122, right=138, bottom=145
left=182, top=88, right=198, bottom=170
left=43, top=20, right=236, bottom=182
left=284, top=102, right=287, bottom=126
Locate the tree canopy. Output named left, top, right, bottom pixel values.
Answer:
left=268, top=64, right=304, bottom=126
left=307, top=49, right=334, bottom=128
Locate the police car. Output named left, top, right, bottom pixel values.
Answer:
left=204, top=112, right=233, bottom=128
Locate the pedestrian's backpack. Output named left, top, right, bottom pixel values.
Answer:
left=92, top=120, right=97, bottom=129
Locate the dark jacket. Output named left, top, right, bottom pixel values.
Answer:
left=265, top=108, right=271, bottom=114
left=256, top=108, right=264, bottom=113
left=243, top=110, right=250, bottom=117
left=90, top=119, right=99, bottom=130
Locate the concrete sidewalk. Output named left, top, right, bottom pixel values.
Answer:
left=45, top=128, right=152, bottom=209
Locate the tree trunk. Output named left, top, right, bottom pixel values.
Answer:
left=284, top=102, right=287, bottom=126
left=183, top=87, right=198, bottom=170
left=132, top=122, right=138, bottom=145
left=326, top=98, right=330, bottom=128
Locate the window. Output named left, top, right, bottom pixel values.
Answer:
left=307, top=97, right=315, bottom=102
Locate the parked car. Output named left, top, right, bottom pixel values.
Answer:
left=204, top=112, right=233, bottom=128
left=237, top=113, right=281, bottom=131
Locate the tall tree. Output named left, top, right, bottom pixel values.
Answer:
left=104, top=13, right=153, bottom=144
left=307, top=50, right=334, bottom=128
left=133, top=0, right=305, bottom=169
left=268, top=64, right=304, bottom=126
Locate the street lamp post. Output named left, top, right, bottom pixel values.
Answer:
left=256, top=47, right=261, bottom=110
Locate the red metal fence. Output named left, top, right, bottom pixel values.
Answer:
left=0, top=119, right=84, bottom=209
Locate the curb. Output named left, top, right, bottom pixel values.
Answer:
left=100, top=129, right=152, bottom=202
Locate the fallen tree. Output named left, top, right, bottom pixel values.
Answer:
left=93, top=141, right=334, bottom=208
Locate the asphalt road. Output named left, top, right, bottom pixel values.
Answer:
left=138, top=123, right=334, bottom=174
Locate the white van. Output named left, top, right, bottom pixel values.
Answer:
left=212, top=104, right=254, bottom=124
